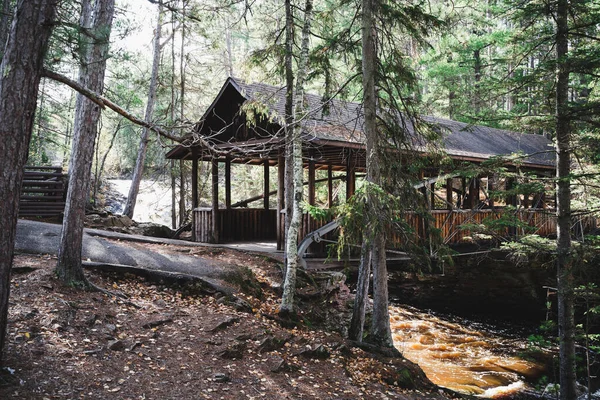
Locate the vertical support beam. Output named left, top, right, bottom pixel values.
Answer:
left=346, top=151, right=355, bottom=199
left=446, top=178, right=453, bottom=210
left=211, top=159, right=219, bottom=243
left=459, top=177, right=466, bottom=209
left=225, top=156, right=231, bottom=209
left=488, top=175, right=495, bottom=209
left=191, top=148, right=199, bottom=241
left=191, top=149, right=199, bottom=209
left=430, top=183, right=436, bottom=210
left=308, top=159, right=316, bottom=206
left=466, top=178, right=480, bottom=209
left=263, top=160, right=270, bottom=209
left=277, top=156, right=285, bottom=251
left=506, top=176, right=517, bottom=237
left=307, top=158, right=316, bottom=234
left=327, top=165, right=333, bottom=208
left=506, top=177, right=517, bottom=206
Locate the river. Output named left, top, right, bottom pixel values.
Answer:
left=390, top=305, right=549, bottom=397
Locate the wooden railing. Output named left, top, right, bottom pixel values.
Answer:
left=193, top=206, right=598, bottom=247
left=19, top=166, right=67, bottom=218
left=193, top=208, right=277, bottom=243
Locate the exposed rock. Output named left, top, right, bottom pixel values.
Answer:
left=258, top=335, right=290, bottom=353
left=235, top=333, right=254, bottom=341
left=209, top=316, right=239, bottom=333
left=298, top=344, right=330, bottom=360
left=213, top=372, right=230, bottom=383
left=130, top=223, right=173, bottom=239
left=142, top=315, right=173, bottom=329
left=103, top=323, right=117, bottom=335
left=269, top=356, right=298, bottom=373
left=107, top=339, right=125, bottom=351
left=218, top=342, right=246, bottom=359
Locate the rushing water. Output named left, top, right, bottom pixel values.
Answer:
left=390, top=305, right=548, bottom=397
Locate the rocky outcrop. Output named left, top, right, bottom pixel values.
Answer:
left=388, top=250, right=557, bottom=324
left=85, top=213, right=174, bottom=239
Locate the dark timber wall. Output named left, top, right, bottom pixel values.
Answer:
left=19, top=166, right=67, bottom=218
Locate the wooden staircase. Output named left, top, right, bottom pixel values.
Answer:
left=19, top=166, right=67, bottom=218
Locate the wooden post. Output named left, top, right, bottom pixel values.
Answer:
left=211, top=159, right=219, bottom=243
left=506, top=176, right=517, bottom=237
left=466, top=178, right=480, bottom=209
left=506, top=177, right=517, bottom=206
left=191, top=148, right=199, bottom=241
left=277, top=156, right=285, bottom=250
left=307, top=158, right=316, bottom=233
left=430, top=183, right=436, bottom=210
left=459, top=177, right=466, bottom=209
left=263, top=160, right=270, bottom=209
left=308, top=159, right=316, bottom=206
left=225, top=156, right=231, bottom=209
left=191, top=149, right=199, bottom=209
left=327, top=165, right=333, bottom=208
left=346, top=151, right=355, bottom=199
left=489, top=175, right=495, bottom=209
left=446, top=178, right=453, bottom=210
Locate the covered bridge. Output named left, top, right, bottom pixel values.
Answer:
left=167, top=77, right=558, bottom=250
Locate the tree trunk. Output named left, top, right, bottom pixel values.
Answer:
left=179, top=0, right=187, bottom=226
left=0, top=0, right=57, bottom=363
left=283, top=0, right=294, bottom=270
left=123, top=3, right=163, bottom=219
left=350, top=0, right=393, bottom=348
left=555, top=0, right=576, bottom=398
left=56, top=0, right=115, bottom=286
left=170, top=7, right=177, bottom=229
left=280, top=0, right=313, bottom=314
left=349, top=240, right=371, bottom=341
left=0, top=0, right=13, bottom=59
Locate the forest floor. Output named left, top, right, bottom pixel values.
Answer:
left=0, top=239, right=459, bottom=400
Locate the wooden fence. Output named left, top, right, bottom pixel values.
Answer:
left=19, top=166, right=67, bottom=218
left=194, top=208, right=277, bottom=243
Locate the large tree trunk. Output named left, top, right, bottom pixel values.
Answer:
left=123, top=3, right=163, bottom=219
left=56, top=0, right=115, bottom=286
left=0, top=0, right=58, bottom=364
left=280, top=0, right=313, bottom=314
left=350, top=0, right=393, bottom=348
left=0, top=0, right=13, bottom=58
left=555, top=0, right=576, bottom=398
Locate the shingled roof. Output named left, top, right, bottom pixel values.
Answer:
left=168, top=77, right=556, bottom=170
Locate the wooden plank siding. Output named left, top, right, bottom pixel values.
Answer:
left=194, top=206, right=598, bottom=247
left=19, top=166, right=67, bottom=218
left=194, top=208, right=277, bottom=243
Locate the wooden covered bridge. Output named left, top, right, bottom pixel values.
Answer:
left=167, top=77, right=565, bottom=254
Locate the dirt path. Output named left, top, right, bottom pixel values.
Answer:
left=1, top=245, right=456, bottom=399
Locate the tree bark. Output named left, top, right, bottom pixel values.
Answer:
left=179, top=0, right=187, bottom=226
left=0, top=0, right=58, bottom=363
left=56, top=0, right=115, bottom=286
left=350, top=0, right=393, bottom=348
left=280, top=0, right=313, bottom=314
left=349, top=240, right=371, bottom=341
left=283, top=0, right=294, bottom=267
left=0, top=0, right=13, bottom=59
left=123, top=3, right=163, bottom=219
left=555, top=0, right=576, bottom=398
